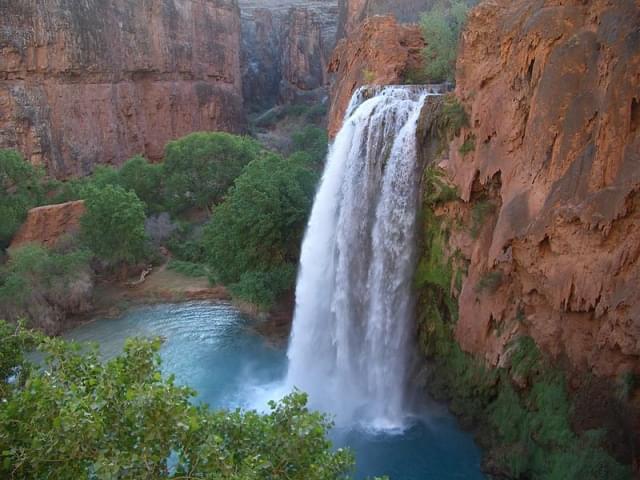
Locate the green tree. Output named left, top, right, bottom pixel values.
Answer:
left=0, top=322, right=355, bottom=479
left=80, top=185, right=147, bottom=265
left=420, top=1, right=469, bottom=83
left=163, top=132, right=262, bottom=213
left=117, top=155, right=164, bottom=213
left=203, top=153, right=318, bottom=308
left=291, top=126, right=328, bottom=165
left=0, top=150, right=44, bottom=247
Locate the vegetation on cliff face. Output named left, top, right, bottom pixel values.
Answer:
left=0, top=321, right=355, bottom=480
left=415, top=166, right=633, bottom=480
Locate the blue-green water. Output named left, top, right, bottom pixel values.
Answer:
left=66, top=301, right=485, bottom=480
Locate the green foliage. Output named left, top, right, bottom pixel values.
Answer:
left=420, top=1, right=469, bottom=83
left=116, top=155, right=164, bottom=213
left=291, top=126, right=329, bottom=165
left=470, top=200, right=496, bottom=238
left=81, top=185, right=147, bottom=265
left=167, top=259, right=208, bottom=278
left=163, top=132, right=262, bottom=213
left=0, top=150, right=44, bottom=248
left=229, top=265, right=296, bottom=310
left=435, top=94, right=469, bottom=145
left=0, top=244, right=89, bottom=307
left=0, top=323, right=355, bottom=479
left=459, top=134, right=476, bottom=155
left=203, top=153, right=318, bottom=309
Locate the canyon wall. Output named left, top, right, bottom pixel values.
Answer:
left=239, top=0, right=338, bottom=111
left=434, top=0, right=640, bottom=378
left=327, top=16, right=424, bottom=137
left=0, top=0, right=245, bottom=178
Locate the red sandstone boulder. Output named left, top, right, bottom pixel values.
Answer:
left=10, top=201, right=86, bottom=250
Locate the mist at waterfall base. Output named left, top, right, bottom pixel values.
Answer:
left=66, top=86, right=484, bottom=478
left=67, top=303, right=483, bottom=479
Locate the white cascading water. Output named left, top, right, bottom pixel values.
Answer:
left=286, top=85, right=436, bottom=429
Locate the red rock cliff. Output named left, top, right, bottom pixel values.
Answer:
left=327, top=16, right=424, bottom=137
left=0, top=0, right=244, bottom=178
left=438, top=0, right=640, bottom=378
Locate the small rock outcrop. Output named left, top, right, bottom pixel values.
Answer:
left=240, top=0, right=338, bottom=110
left=438, top=0, right=640, bottom=378
left=10, top=200, right=86, bottom=250
left=0, top=0, right=245, bottom=178
left=327, top=16, right=424, bottom=137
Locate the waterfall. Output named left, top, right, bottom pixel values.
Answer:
left=286, top=85, right=435, bottom=429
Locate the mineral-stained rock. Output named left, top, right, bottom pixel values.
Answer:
left=239, top=0, right=338, bottom=110
left=0, top=0, right=245, bottom=178
left=10, top=200, right=86, bottom=250
left=437, top=0, right=640, bottom=378
left=327, top=16, right=424, bottom=137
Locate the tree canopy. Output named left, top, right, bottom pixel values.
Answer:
left=420, top=1, right=470, bottom=83
left=0, top=150, right=44, bottom=247
left=80, top=185, right=147, bottom=265
left=0, top=322, right=355, bottom=479
left=163, top=132, right=262, bottom=213
left=203, top=153, right=318, bottom=308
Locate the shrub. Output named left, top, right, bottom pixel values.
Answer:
left=167, top=259, right=208, bottom=278
left=81, top=185, right=147, bottom=265
left=459, top=134, right=476, bottom=156
left=420, top=1, right=470, bottom=83
left=0, top=323, right=356, bottom=479
left=0, top=150, right=44, bottom=248
left=163, top=132, right=262, bottom=213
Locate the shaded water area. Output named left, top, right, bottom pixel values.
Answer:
left=66, top=302, right=484, bottom=479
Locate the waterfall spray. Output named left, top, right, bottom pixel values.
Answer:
left=286, top=86, right=435, bottom=429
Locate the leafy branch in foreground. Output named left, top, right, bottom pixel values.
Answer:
left=0, top=320, right=354, bottom=479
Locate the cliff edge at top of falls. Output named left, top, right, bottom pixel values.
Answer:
left=430, top=0, right=640, bottom=379
left=0, top=0, right=244, bottom=178
left=327, top=15, right=425, bottom=137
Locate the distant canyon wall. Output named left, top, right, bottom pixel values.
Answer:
left=0, top=0, right=245, bottom=178
left=439, top=0, right=640, bottom=378
left=239, top=0, right=338, bottom=111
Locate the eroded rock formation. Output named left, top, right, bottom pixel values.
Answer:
left=327, top=16, right=424, bottom=137
left=239, top=0, right=338, bottom=110
left=10, top=200, right=86, bottom=250
left=0, top=0, right=244, bottom=178
left=437, top=0, right=640, bottom=378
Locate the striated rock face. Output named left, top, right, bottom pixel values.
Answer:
left=10, top=200, right=86, bottom=250
left=327, top=16, right=424, bottom=137
left=439, top=0, right=640, bottom=378
left=0, top=0, right=244, bottom=178
left=239, top=0, right=338, bottom=111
